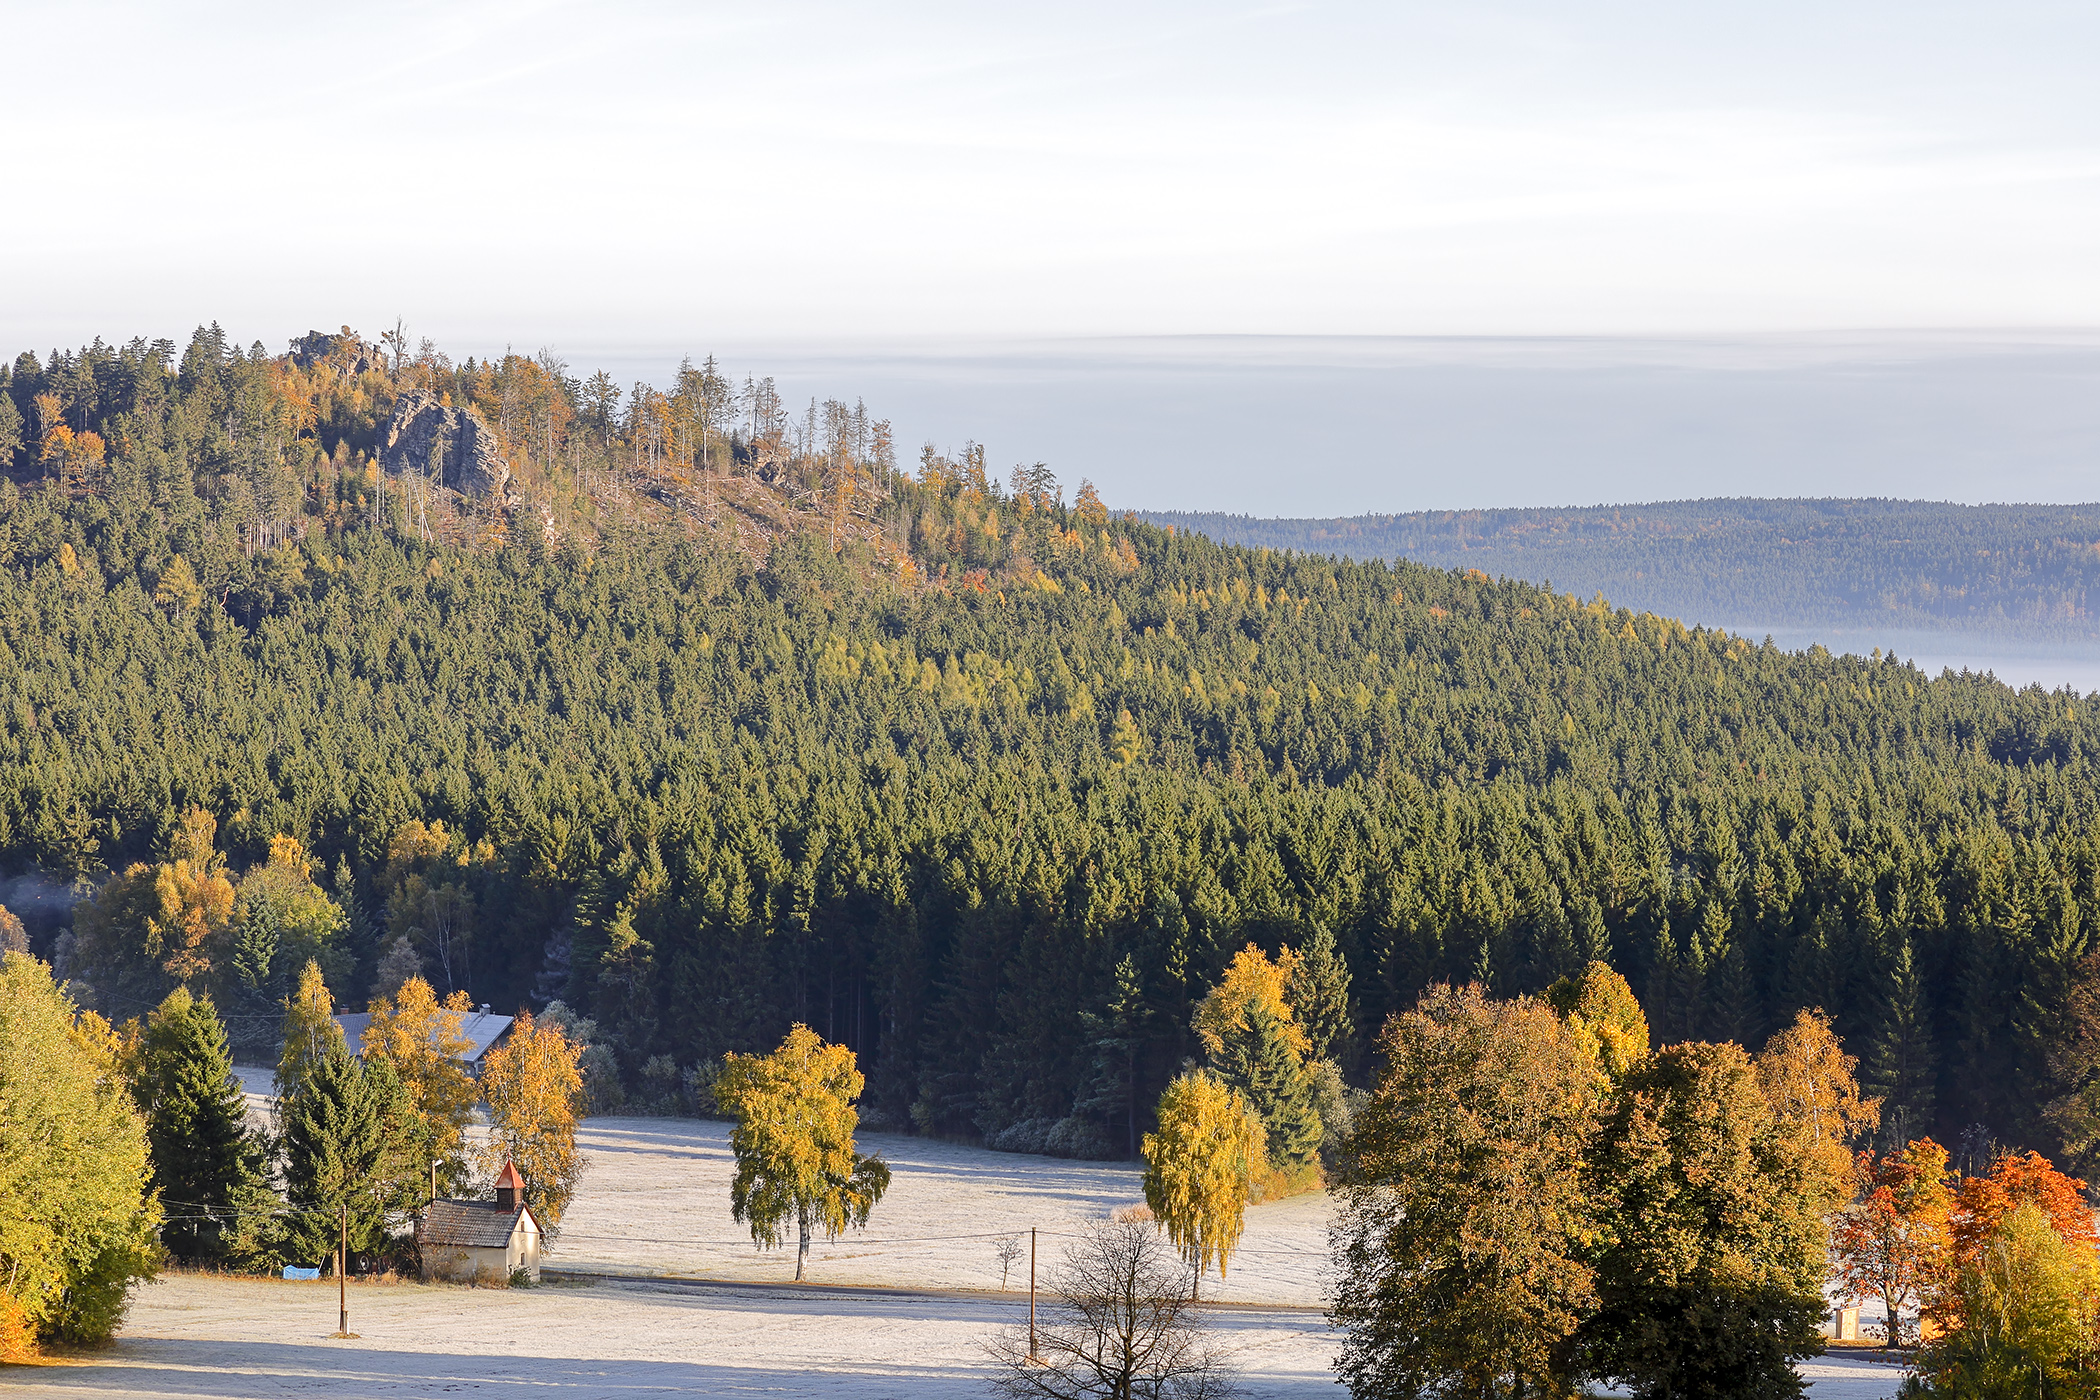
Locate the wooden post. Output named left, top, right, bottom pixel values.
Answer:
left=338, top=1202, right=348, bottom=1336
left=1029, top=1227, right=1037, bottom=1360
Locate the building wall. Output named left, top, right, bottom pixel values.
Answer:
left=505, top=1226, right=541, bottom=1282
left=424, top=1244, right=512, bottom=1286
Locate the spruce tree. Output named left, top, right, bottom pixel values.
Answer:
left=1864, top=934, right=1936, bottom=1146
left=1286, top=924, right=1353, bottom=1064
left=1078, top=951, right=1152, bottom=1157
left=365, top=1053, right=436, bottom=1218
left=280, top=1044, right=383, bottom=1268
left=133, top=987, right=267, bottom=1263
left=1216, top=1002, right=1322, bottom=1178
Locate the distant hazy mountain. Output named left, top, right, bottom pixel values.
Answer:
left=1140, top=499, right=2100, bottom=645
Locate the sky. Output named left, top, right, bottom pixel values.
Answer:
left=6, top=1, right=2100, bottom=513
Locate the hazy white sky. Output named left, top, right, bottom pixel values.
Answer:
left=8, top=0, right=2100, bottom=348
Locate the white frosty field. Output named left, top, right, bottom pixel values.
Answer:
left=0, top=1071, right=1905, bottom=1398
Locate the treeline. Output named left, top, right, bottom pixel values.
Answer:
left=11, top=327, right=2100, bottom=1166
left=1142, top=499, right=2100, bottom=644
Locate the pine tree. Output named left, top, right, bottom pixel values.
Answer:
left=329, top=856, right=380, bottom=986
left=132, top=986, right=268, bottom=1263
left=279, top=1043, right=383, bottom=1269
left=1215, top=1002, right=1322, bottom=1180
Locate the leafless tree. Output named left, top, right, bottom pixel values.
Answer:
left=995, top=1234, right=1026, bottom=1291
left=986, top=1221, right=1241, bottom=1400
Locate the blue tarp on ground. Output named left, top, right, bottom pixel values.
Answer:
left=282, top=1266, right=321, bottom=1281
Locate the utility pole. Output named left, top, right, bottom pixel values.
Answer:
left=331, top=1200, right=359, bottom=1339
left=1028, top=1227, right=1037, bottom=1361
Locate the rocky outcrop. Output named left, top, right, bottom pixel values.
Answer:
left=379, top=393, right=510, bottom=499
left=290, top=327, right=384, bottom=376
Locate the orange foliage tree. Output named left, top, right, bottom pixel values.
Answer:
left=1949, top=1151, right=2098, bottom=1263
left=1831, top=1138, right=1952, bottom=1347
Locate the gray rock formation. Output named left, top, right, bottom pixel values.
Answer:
left=379, top=392, right=511, bottom=499
left=290, top=327, right=383, bottom=375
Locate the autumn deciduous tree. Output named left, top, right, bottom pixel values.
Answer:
left=1948, top=1151, right=2098, bottom=1264
left=1831, top=1138, right=1953, bottom=1347
left=0, top=952, right=160, bottom=1352
left=1548, top=960, right=1650, bottom=1081
left=1756, top=1007, right=1881, bottom=1200
left=716, top=1024, right=891, bottom=1281
left=378, top=820, right=486, bottom=997
left=1143, top=1070, right=1264, bottom=1294
left=479, top=1011, right=588, bottom=1232
left=1331, top=984, right=1599, bottom=1400
left=1914, top=1202, right=2100, bottom=1396
left=1193, top=944, right=1310, bottom=1064
left=1583, top=1041, right=1831, bottom=1400
left=275, top=959, right=346, bottom=1105
left=38, top=418, right=106, bottom=497
left=72, top=807, right=235, bottom=996
left=361, top=976, right=477, bottom=1192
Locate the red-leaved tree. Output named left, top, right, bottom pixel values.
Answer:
left=1831, top=1138, right=1952, bottom=1347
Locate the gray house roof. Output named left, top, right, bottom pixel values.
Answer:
left=333, top=1007, right=513, bottom=1065
left=422, top=1199, right=536, bottom=1249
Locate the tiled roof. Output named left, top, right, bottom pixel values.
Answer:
left=423, top=1200, right=530, bottom=1249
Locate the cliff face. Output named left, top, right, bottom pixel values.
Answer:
left=379, top=392, right=510, bottom=499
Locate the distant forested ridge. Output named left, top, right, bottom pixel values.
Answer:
left=1141, top=500, right=2100, bottom=643
left=10, top=328, right=2100, bottom=1167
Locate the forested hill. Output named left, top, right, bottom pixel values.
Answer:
left=8, top=327, right=2100, bottom=1168
left=1140, top=500, right=2100, bottom=643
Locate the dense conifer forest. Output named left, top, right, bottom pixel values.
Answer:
left=1144, top=500, right=2100, bottom=643
left=8, top=326, right=2100, bottom=1163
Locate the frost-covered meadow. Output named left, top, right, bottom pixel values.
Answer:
left=0, top=1074, right=1904, bottom=1399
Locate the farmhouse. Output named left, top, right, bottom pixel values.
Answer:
left=421, top=1162, right=543, bottom=1285
left=333, top=1003, right=514, bottom=1075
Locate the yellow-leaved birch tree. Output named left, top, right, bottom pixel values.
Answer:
left=479, top=1011, right=588, bottom=1231
left=715, top=1024, right=890, bottom=1281
left=361, top=976, right=476, bottom=1190
left=1142, top=1070, right=1265, bottom=1297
